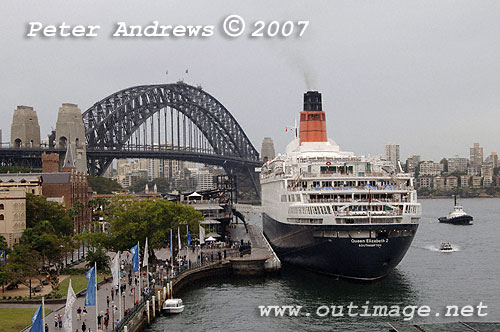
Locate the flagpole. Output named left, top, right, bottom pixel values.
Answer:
left=95, top=262, right=98, bottom=332
left=144, top=237, right=150, bottom=292
left=119, top=271, right=123, bottom=322
left=117, top=251, right=123, bottom=323
left=186, top=225, right=190, bottom=269
left=138, top=240, right=142, bottom=302
left=170, top=229, right=173, bottom=277
left=42, top=296, right=45, bottom=332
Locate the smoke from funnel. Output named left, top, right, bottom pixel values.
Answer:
left=290, top=52, right=317, bottom=90
left=273, top=41, right=317, bottom=90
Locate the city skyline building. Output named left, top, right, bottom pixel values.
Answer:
left=406, top=154, right=421, bottom=175
left=447, top=155, right=468, bottom=173
left=384, top=143, right=400, bottom=170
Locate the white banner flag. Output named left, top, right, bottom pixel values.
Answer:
left=199, top=225, right=205, bottom=245
left=178, top=227, right=182, bottom=250
left=143, top=238, right=149, bottom=267
left=63, top=279, right=76, bottom=332
left=112, top=251, right=120, bottom=287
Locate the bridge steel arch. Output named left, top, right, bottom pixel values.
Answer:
left=82, top=83, right=261, bottom=200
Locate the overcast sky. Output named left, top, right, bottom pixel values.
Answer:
left=1, top=0, right=499, bottom=161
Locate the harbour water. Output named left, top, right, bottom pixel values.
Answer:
left=147, top=198, right=500, bottom=331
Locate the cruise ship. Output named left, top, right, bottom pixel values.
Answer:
left=261, top=91, right=421, bottom=280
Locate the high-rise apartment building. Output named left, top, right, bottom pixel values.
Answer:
left=405, top=154, right=420, bottom=175
left=384, top=143, right=400, bottom=170
left=419, top=161, right=443, bottom=176
left=470, top=143, right=483, bottom=167
left=447, top=156, right=468, bottom=173
left=484, top=152, right=498, bottom=169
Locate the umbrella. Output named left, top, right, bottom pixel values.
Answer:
left=206, top=236, right=216, bottom=242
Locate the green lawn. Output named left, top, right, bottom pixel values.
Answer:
left=53, top=274, right=105, bottom=297
left=0, top=307, right=52, bottom=332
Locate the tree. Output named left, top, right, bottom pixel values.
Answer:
left=85, top=246, right=110, bottom=271
left=20, top=221, right=69, bottom=285
left=25, top=193, right=73, bottom=235
left=6, top=244, right=43, bottom=296
left=83, top=196, right=203, bottom=257
left=0, top=166, right=40, bottom=173
left=89, top=197, right=109, bottom=223
left=87, top=176, right=122, bottom=194
left=128, top=177, right=172, bottom=194
left=128, top=178, right=149, bottom=194
left=0, top=235, right=8, bottom=253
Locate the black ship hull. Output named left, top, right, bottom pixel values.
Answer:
left=263, top=213, right=418, bottom=280
left=438, top=215, right=473, bottom=225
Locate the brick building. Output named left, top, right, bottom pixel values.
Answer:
left=41, top=145, right=92, bottom=233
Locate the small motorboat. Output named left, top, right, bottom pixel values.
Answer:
left=438, top=195, right=473, bottom=225
left=162, top=298, right=184, bottom=314
left=440, top=242, right=453, bottom=251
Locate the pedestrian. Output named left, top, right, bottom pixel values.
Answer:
left=58, top=314, right=62, bottom=328
left=97, top=314, right=102, bottom=328
left=111, top=288, right=114, bottom=301
left=104, top=314, right=109, bottom=330
left=82, top=307, right=87, bottom=321
left=81, top=321, right=86, bottom=332
left=106, top=295, right=110, bottom=307
left=54, top=315, right=58, bottom=328
left=76, top=306, right=82, bottom=321
left=45, top=323, right=49, bottom=332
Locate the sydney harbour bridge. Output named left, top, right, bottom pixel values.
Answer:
left=0, top=82, right=263, bottom=201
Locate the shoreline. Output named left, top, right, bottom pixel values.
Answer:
left=418, top=195, right=500, bottom=199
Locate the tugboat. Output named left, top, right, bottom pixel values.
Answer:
left=440, top=242, right=453, bottom=251
left=438, top=195, right=473, bottom=225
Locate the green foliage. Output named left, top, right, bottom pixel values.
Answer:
left=128, top=178, right=149, bottom=194
left=87, top=175, right=122, bottom=194
left=85, top=246, right=110, bottom=271
left=3, top=194, right=76, bottom=288
left=5, top=244, right=43, bottom=289
left=128, top=177, right=171, bottom=194
left=0, top=166, right=40, bottom=174
left=0, top=235, right=8, bottom=253
left=25, top=193, right=73, bottom=235
left=85, top=196, right=203, bottom=252
left=21, top=221, right=68, bottom=272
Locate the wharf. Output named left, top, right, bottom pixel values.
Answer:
left=228, top=223, right=281, bottom=274
left=389, top=322, right=500, bottom=331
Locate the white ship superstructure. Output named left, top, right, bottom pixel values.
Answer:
left=261, top=138, right=421, bottom=229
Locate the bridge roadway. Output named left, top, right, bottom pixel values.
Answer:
left=0, top=147, right=262, bottom=170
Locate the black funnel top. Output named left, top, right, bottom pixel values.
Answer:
left=303, top=91, right=322, bottom=112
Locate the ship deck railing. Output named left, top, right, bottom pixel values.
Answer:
left=307, top=198, right=409, bottom=204
left=287, top=186, right=412, bottom=192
